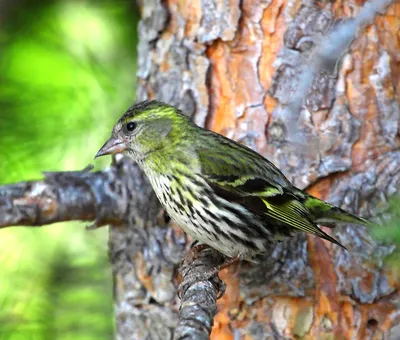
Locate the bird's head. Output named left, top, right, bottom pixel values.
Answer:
left=96, top=100, right=189, bottom=161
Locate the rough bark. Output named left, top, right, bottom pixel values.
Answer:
left=133, top=0, right=400, bottom=339
left=1, top=0, right=400, bottom=339
left=174, top=247, right=225, bottom=340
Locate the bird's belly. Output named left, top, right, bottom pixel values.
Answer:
left=147, top=173, right=269, bottom=258
left=166, top=207, right=254, bottom=258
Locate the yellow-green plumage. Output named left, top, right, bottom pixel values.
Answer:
left=96, top=100, right=372, bottom=258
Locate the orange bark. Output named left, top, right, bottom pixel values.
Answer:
left=135, top=0, right=400, bottom=338
left=205, top=1, right=400, bottom=339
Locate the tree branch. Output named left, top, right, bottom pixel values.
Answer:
left=0, top=159, right=230, bottom=339
left=0, top=164, right=127, bottom=228
left=174, top=247, right=226, bottom=340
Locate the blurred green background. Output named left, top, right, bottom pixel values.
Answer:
left=0, top=0, right=139, bottom=338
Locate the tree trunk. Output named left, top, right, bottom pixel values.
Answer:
left=109, top=0, right=400, bottom=339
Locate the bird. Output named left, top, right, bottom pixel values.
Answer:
left=96, top=100, right=372, bottom=269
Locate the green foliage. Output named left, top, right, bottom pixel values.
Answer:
left=0, top=1, right=139, bottom=338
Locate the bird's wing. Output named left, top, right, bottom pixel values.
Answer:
left=205, top=176, right=345, bottom=248
left=197, top=130, right=293, bottom=195
left=197, top=133, right=344, bottom=248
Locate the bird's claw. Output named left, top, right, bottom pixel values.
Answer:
left=178, top=245, right=227, bottom=299
left=177, top=267, right=226, bottom=299
left=179, top=244, right=211, bottom=266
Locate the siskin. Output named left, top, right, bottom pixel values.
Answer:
left=96, top=100, right=372, bottom=264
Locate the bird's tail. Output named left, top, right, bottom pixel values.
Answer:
left=303, top=194, right=373, bottom=228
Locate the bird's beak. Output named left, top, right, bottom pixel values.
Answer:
left=95, top=136, right=127, bottom=158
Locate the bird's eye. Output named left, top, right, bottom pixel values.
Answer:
left=126, top=122, right=136, bottom=132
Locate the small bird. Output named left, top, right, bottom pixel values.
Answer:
left=96, top=100, right=371, bottom=265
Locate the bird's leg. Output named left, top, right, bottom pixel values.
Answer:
left=180, top=242, right=211, bottom=264
left=190, top=243, right=211, bottom=254
left=186, top=243, right=240, bottom=273
left=178, top=249, right=240, bottom=299
left=178, top=245, right=228, bottom=298
left=199, top=256, right=241, bottom=284
left=216, top=256, right=241, bottom=272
